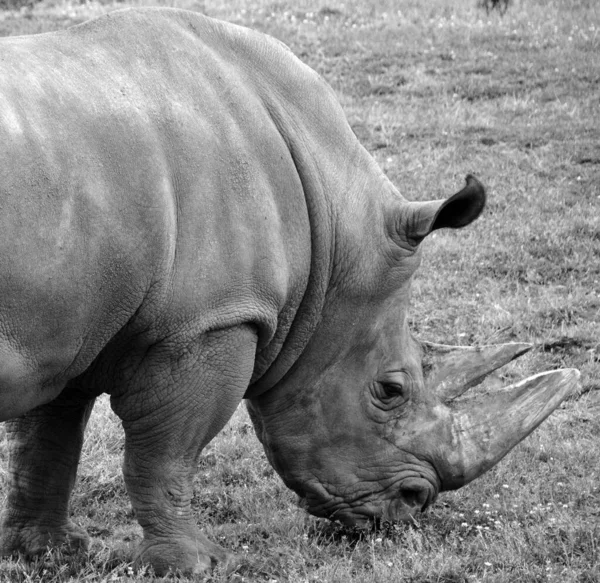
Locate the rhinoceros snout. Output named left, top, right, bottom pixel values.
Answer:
left=299, top=477, right=436, bottom=528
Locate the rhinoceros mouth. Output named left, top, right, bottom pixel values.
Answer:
left=297, top=492, right=381, bottom=527
left=297, top=476, right=436, bottom=528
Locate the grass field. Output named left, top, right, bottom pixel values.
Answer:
left=0, top=0, right=599, bottom=580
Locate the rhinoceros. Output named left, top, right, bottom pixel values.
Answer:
left=0, top=6, right=579, bottom=576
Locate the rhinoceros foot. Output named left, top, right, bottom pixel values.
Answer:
left=134, top=531, right=238, bottom=577
left=0, top=515, right=89, bottom=557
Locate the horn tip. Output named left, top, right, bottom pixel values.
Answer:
left=539, top=367, right=582, bottom=395
left=507, top=342, right=533, bottom=356
left=545, top=367, right=581, bottom=380
left=560, top=367, right=581, bottom=383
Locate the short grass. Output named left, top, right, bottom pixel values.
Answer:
left=0, top=0, right=599, bottom=580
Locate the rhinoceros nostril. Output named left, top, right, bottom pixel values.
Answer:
left=400, top=487, right=430, bottom=512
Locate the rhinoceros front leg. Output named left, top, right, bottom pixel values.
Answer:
left=110, top=325, right=256, bottom=576
left=0, top=390, right=95, bottom=556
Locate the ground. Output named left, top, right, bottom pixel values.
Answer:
left=0, top=0, right=598, bottom=581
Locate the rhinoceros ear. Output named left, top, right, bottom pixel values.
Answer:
left=403, top=175, right=486, bottom=247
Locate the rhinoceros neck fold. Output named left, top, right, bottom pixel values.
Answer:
left=244, top=68, right=375, bottom=397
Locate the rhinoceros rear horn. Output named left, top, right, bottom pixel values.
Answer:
left=403, top=175, right=486, bottom=246
left=439, top=368, right=580, bottom=491
left=422, top=341, right=532, bottom=402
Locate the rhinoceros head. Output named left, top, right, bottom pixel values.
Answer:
left=247, top=176, right=579, bottom=527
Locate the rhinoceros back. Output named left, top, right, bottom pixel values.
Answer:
left=0, top=7, right=349, bottom=414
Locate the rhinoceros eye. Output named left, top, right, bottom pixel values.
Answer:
left=381, top=381, right=406, bottom=398
left=375, top=372, right=411, bottom=409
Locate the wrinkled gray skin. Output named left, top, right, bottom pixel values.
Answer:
left=0, top=8, right=579, bottom=576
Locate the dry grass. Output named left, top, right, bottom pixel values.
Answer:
left=0, top=0, right=599, bottom=580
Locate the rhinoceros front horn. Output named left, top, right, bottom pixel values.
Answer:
left=438, top=368, right=580, bottom=490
